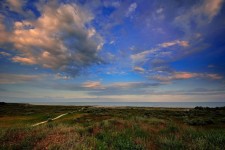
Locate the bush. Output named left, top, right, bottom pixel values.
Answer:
left=158, top=135, right=185, bottom=150
left=220, top=117, right=225, bottom=123
left=185, top=118, right=214, bottom=126
left=183, top=128, right=225, bottom=149
left=96, top=129, right=144, bottom=150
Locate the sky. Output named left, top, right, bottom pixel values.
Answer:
left=0, top=0, right=225, bottom=103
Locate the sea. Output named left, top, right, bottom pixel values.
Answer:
left=30, top=102, right=225, bottom=108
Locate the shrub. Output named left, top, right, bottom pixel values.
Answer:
left=220, top=117, right=225, bottom=123
left=158, top=135, right=185, bottom=150
left=185, top=118, right=214, bottom=126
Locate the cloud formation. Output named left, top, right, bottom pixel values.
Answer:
left=151, top=72, right=223, bottom=82
left=159, top=40, right=189, bottom=48
left=131, top=38, right=223, bottom=82
left=54, top=73, right=70, bottom=80
left=133, top=66, right=145, bottom=72
left=85, top=81, right=160, bottom=96
left=174, top=0, right=224, bottom=32
left=0, top=73, right=44, bottom=84
left=52, top=81, right=160, bottom=95
left=0, top=15, right=9, bottom=43
left=131, top=39, right=189, bottom=66
left=82, top=81, right=104, bottom=89
left=126, top=3, right=137, bottom=17
left=0, top=51, right=11, bottom=57
left=6, top=0, right=25, bottom=13
left=1, top=1, right=104, bottom=76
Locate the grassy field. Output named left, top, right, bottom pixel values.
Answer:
left=0, top=103, right=225, bottom=150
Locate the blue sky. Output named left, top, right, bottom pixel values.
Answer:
left=0, top=0, right=225, bottom=102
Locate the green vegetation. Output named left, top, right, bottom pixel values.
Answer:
left=1, top=103, right=225, bottom=149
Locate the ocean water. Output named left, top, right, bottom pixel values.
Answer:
left=30, top=102, right=225, bottom=108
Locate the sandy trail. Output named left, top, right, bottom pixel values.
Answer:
left=32, top=113, right=68, bottom=127
left=32, top=107, right=85, bottom=127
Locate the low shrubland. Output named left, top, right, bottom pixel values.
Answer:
left=1, top=103, right=225, bottom=149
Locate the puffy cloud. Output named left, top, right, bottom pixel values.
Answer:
left=1, top=2, right=104, bottom=76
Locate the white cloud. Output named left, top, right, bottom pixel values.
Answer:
left=202, top=0, right=223, bottom=21
left=12, top=56, right=36, bottom=64
left=87, top=28, right=96, bottom=38
left=156, top=8, right=163, bottom=14
left=112, top=1, right=121, bottom=8
left=206, top=74, right=223, bottom=80
left=1, top=2, right=104, bottom=76
left=159, top=40, right=189, bottom=48
left=55, top=73, right=70, bottom=80
left=131, top=40, right=189, bottom=65
left=129, top=46, right=135, bottom=50
left=151, top=72, right=223, bottom=81
left=126, top=3, right=137, bottom=17
left=109, top=82, right=151, bottom=89
left=82, top=81, right=104, bottom=89
left=133, top=66, right=145, bottom=72
left=0, top=15, right=9, bottom=43
left=131, top=50, right=150, bottom=64
left=130, top=39, right=223, bottom=82
left=0, top=51, right=11, bottom=57
left=0, top=73, right=44, bottom=84
left=6, top=0, right=24, bottom=12
left=5, top=0, right=35, bottom=18
left=109, top=40, right=115, bottom=44
left=174, top=0, right=223, bottom=32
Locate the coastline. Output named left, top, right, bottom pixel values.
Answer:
left=27, top=101, right=225, bottom=108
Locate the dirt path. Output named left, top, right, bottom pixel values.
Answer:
left=32, top=113, right=68, bottom=127
left=32, top=107, right=85, bottom=127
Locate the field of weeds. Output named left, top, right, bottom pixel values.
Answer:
left=1, top=103, right=225, bottom=150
